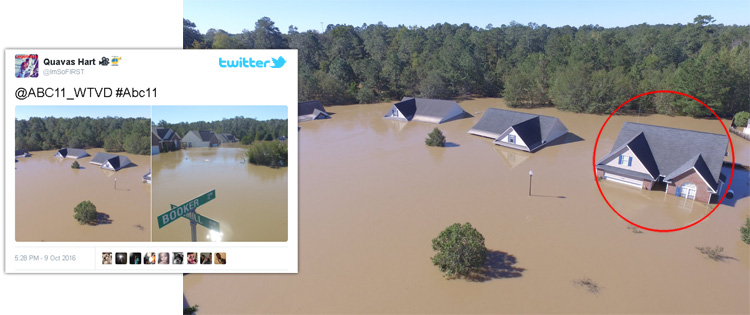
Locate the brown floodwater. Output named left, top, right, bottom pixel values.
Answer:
left=15, top=148, right=151, bottom=242
left=151, top=144, right=287, bottom=242
left=184, top=98, right=749, bottom=314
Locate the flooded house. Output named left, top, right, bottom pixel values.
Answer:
left=151, top=127, right=182, bottom=154
left=143, top=169, right=151, bottom=184
left=182, top=130, right=220, bottom=148
left=53, top=148, right=89, bottom=159
left=299, top=100, right=331, bottom=122
left=468, top=108, right=569, bottom=152
left=216, top=133, right=237, bottom=143
left=595, top=122, right=728, bottom=203
left=89, top=152, right=134, bottom=171
left=383, top=97, right=467, bottom=124
left=15, top=149, right=31, bottom=158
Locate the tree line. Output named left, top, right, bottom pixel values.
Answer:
left=184, top=15, right=749, bottom=118
left=155, top=116, right=288, bottom=144
left=15, top=116, right=151, bottom=155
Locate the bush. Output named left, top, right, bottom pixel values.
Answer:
left=741, top=217, right=750, bottom=244
left=425, top=128, right=446, bottom=147
left=246, top=140, right=288, bottom=167
left=735, top=111, right=750, bottom=128
left=71, top=161, right=80, bottom=169
left=241, top=135, right=254, bottom=145
left=696, top=246, right=725, bottom=261
left=431, top=222, right=488, bottom=278
left=74, top=201, right=98, bottom=225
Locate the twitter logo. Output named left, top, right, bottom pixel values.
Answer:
left=271, top=56, right=286, bottom=68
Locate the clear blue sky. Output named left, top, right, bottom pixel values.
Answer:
left=184, top=0, right=749, bottom=34
left=15, top=106, right=150, bottom=120
left=152, top=106, right=287, bottom=124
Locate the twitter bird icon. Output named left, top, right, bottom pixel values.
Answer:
left=271, top=56, right=286, bottom=68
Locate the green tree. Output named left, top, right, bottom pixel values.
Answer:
left=431, top=222, right=488, bottom=278
left=425, top=128, right=446, bottom=147
left=73, top=201, right=98, bottom=225
left=734, top=111, right=750, bottom=128
left=71, top=161, right=80, bottom=169
left=741, top=217, right=750, bottom=245
left=183, top=19, right=203, bottom=49
left=246, top=140, right=288, bottom=167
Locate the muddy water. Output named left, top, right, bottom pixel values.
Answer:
left=152, top=144, right=287, bottom=242
left=184, top=99, right=749, bottom=314
left=15, top=148, right=151, bottom=242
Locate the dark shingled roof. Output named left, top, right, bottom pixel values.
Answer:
left=511, top=116, right=542, bottom=149
left=299, top=101, right=327, bottom=116
left=596, top=122, right=727, bottom=191
left=90, top=153, right=133, bottom=171
left=393, top=98, right=417, bottom=120
left=56, top=148, right=89, bottom=158
left=401, top=97, right=464, bottom=121
left=469, top=108, right=568, bottom=151
left=198, top=131, right=216, bottom=142
left=15, top=149, right=30, bottom=156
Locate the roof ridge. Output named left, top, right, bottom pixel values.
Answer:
left=623, top=122, right=726, bottom=137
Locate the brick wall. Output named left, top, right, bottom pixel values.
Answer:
left=665, top=169, right=714, bottom=203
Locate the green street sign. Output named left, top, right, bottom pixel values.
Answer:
left=170, top=204, right=220, bottom=232
left=157, top=190, right=216, bottom=228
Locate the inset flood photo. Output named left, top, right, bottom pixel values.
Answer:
left=15, top=106, right=152, bottom=241
left=151, top=106, right=288, bottom=242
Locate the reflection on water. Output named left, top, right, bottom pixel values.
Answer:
left=185, top=99, right=749, bottom=314
left=15, top=148, right=150, bottom=241
left=152, top=145, right=287, bottom=242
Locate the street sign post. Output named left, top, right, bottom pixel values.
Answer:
left=170, top=204, right=220, bottom=232
left=157, top=190, right=216, bottom=228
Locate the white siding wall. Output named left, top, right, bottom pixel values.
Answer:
left=603, top=147, right=650, bottom=174
left=498, top=128, right=528, bottom=148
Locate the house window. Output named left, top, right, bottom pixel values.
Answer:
left=678, top=182, right=697, bottom=200
left=508, top=135, right=516, bottom=144
left=618, top=154, right=633, bottom=167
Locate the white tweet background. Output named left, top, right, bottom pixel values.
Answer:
left=1, top=1, right=182, bottom=313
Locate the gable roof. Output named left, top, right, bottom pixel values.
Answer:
left=299, top=101, right=327, bottom=116
left=469, top=108, right=568, bottom=151
left=401, top=97, right=464, bottom=122
left=392, top=98, right=417, bottom=120
left=90, top=152, right=120, bottom=165
left=90, top=152, right=133, bottom=171
left=15, top=149, right=30, bottom=156
left=56, top=148, right=89, bottom=158
left=596, top=122, right=728, bottom=190
left=198, top=131, right=216, bottom=142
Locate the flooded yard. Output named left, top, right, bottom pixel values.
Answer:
left=184, top=98, right=749, bottom=313
left=15, top=148, right=150, bottom=242
left=152, top=145, right=287, bottom=242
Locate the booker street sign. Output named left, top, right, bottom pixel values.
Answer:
left=157, top=190, right=216, bottom=228
left=170, top=204, right=220, bottom=232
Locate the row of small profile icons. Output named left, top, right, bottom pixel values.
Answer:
left=101, top=252, right=227, bottom=265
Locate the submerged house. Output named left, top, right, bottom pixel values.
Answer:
left=151, top=127, right=182, bottom=154
left=143, top=169, right=151, bottom=184
left=384, top=97, right=467, bottom=124
left=595, top=122, right=728, bottom=203
left=15, top=149, right=31, bottom=158
left=54, top=148, right=89, bottom=159
left=182, top=130, right=220, bottom=148
left=90, top=152, right=134, bottom=171
left=468, top=108, right=568, bottom=152
left=299, top=100, right=331, bottom=122
left=215, top=133, right=238, bottom=144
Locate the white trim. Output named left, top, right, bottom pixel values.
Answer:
left=603, top=173, right=642, bottom=188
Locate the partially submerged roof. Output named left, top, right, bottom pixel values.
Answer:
left=401, top=97, right=466, bottom=123
left=90, top=152, right=133, bottom=171
left=299, top=100, right=327, bottom=116
left=596, top=122, right=728, bottom=191
left=55, top=148, right=89, bottom=158
left=15, top=149, right=30, bottom=156
left=198, top=131, right=216, bottom=142
left=469, top=108, right=568, bottom=151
